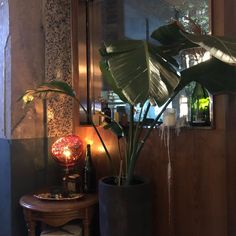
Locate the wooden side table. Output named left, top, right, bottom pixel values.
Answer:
left=19, top=193, right=98, bottom=236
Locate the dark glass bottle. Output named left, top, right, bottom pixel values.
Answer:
left=190, top=82, right=210, bottom=126
left=83, top=144, right=96, bottom=193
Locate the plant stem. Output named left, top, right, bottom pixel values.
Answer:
left=139, top=92, right=177, bottom=153
left=118, top=138, right=123, bottom=162
left=128, top=105, right=134, bottom=167
left=124, top=138, right=128, bottom=176
left=118, top=160, right=123, bottom=186
left=135, top=102, right=151, bottom=145
left=132, top=105, right=144, bottom=159
left=126, top=92, right=178, bottom=184
left=117, top=138, right=123, bottom=185
left=128, top=102, right=151, bottom=181
left=75, top=97, right=115, bottom=175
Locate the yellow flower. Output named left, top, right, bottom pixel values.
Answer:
left=22, top=94, right=34, bottom=104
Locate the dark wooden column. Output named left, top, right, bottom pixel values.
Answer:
left=212, top=1, right=236, bottom=235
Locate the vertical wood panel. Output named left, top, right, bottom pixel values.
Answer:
left=226, top=95, right=236, bottom=236
left=212, top=1, right=236, bottom=236
left=73, top=1, right=236, bottom=236
left=135, top=126, right=227, bottom=236
left=76, top=98, right=229, bottom=236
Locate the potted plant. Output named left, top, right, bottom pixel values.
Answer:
left=20, top=21, right=236, bottom=236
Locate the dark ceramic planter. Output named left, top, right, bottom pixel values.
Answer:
left=99, top=176, right=152, bottom=236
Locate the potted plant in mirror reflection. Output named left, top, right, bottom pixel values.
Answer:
left=20, top=19, right=236, bottom=236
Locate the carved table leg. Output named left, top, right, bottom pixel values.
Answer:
left=84, top=206, right=97, bottom=236
left=23, top=209, right=36, bottom=236
left=83, top=207, right=94, bottom=236
left=83, top=217, right=90, bottom=236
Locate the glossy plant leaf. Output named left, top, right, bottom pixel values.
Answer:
left=100, top=40, right=180, bottom=106
left=151, top=21, right=197, bottom=56
left=151, top=21, right=186, bottom=45
left=181, top=32, right=236, bottom=66
left=100, top=60, right=128, bottom=103
left=150, top=44, right=179, bottom=68
left=179, top=58, right=236, bottom=94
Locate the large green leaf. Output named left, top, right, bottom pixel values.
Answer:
left=152, top=21, right=236, bottom=66
left=100, top=40, right=180, bottom=106
left=151, top=21, right=186, bottom=45
left=151, top=22, right=236, bottom=93
left=181, top=32, right=236, bottom=66
left=179, top=58, right=236, bottom=94
left=150, top=44, right=179, bottom=68
left=151, top=21, right=197, bottom=56
left=100, top=60, right=128, bottom=103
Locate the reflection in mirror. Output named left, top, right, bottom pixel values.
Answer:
left=73, top=0, right=212, bottom=127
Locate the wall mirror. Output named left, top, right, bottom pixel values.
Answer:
left=72, top=0, right=213, bottom=127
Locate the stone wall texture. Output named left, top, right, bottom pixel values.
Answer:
left=44, top=0, right=73, bottom=137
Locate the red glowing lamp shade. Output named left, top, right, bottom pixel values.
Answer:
left=51, top=135, right=84, bottom=168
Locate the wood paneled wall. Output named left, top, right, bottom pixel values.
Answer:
left=211, top=0, right=236, bottom=235
left=74, top=1, right=236, bottom=235
left=135, top=101, right=228, bottom=236
left=76, top=95, right=232, bottom=236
